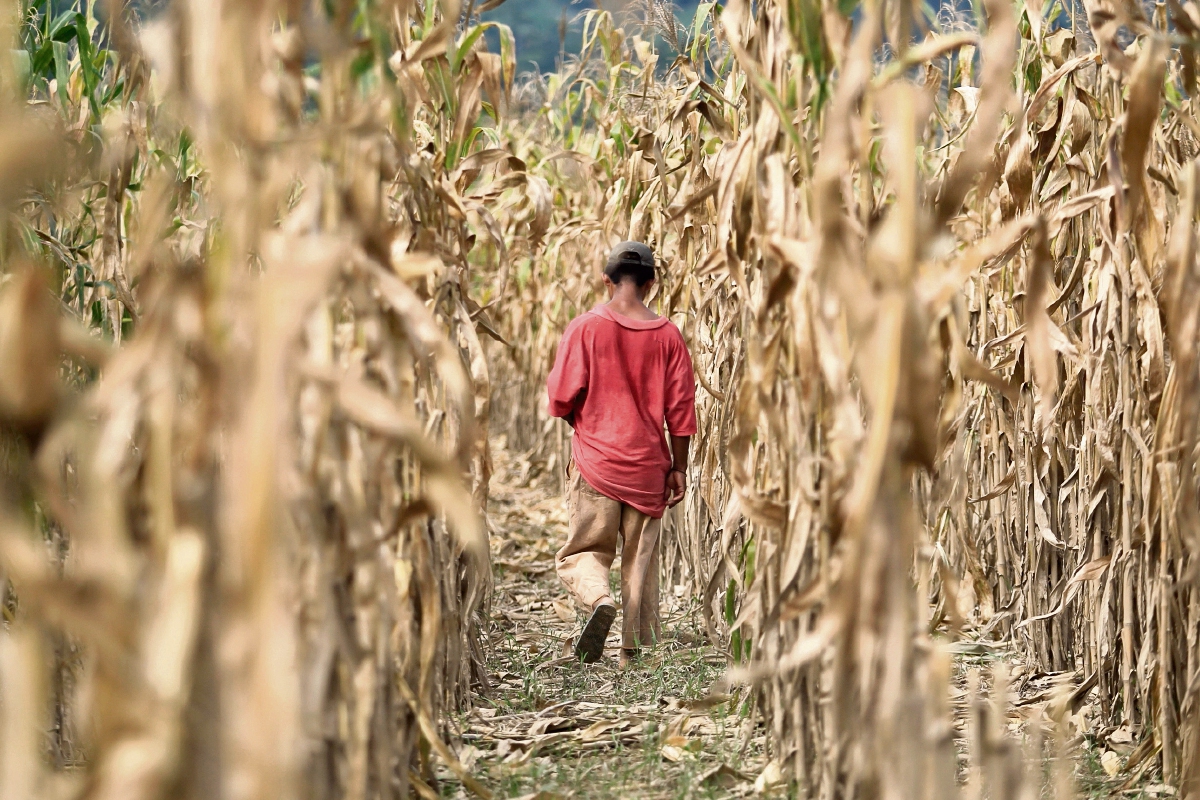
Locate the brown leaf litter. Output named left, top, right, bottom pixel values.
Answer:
left=436, top=439, right=767, bottom=799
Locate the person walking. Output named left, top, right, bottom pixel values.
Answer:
left=546, top=242, right=696, bottom=667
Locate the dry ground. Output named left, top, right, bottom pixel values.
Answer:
left=438, top=438, right=770, bottom=799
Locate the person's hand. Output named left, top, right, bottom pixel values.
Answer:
left=665, top=468, right=686, bottom=507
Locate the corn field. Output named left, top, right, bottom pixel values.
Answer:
left=0, top=0, right=1199, bottom=797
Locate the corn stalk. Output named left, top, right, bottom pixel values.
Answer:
left=0, top=0, right=524, bottom=797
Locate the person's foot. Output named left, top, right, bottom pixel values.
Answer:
left=574, top=599, right=617, bottom=664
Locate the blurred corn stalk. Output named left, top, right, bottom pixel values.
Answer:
left=6, top=0, right=1200, bottom=793
left=481, top=0, right=1200, bottom=793
left=0, top=0, right=537, bottom=797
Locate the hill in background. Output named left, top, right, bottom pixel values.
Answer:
left=482, top=0, right=703, bottom=75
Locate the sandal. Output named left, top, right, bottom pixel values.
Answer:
left=574, top=601, right=617, bottom=664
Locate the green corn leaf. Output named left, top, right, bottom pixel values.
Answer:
left=10, top=49, right=30, bottom=89
left=452, top=23, right=489, bottom=75
left=690, top=3, right=715, bottom=62
left=351, top=47, right=375, bottom=80
left=496, top=23, right=515, bottom=100
left=52, top=39, right=69, bottom=108
left=48, top=9, right=78, bottom=42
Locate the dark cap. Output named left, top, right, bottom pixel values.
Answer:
left=606, top=241, right=655, bottom=271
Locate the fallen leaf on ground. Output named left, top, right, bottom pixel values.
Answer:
left=1108, top=725, right=1134, bottom=745
left=457, top=745, right=481, bottom=772
left=661, top=733, right=689, bottom=748
left=679, top=692, right=731, bottom=711
left=699, top=763, right=752, bottom=788
left=551, top=600, right=576, bottom=623
left=755, top=760, right=786, bottom=791
left=660, top=744, right=689, bottom=762
left=579, top=719, right=631, bottom=742
left=527, top=716, right=577, bottom=736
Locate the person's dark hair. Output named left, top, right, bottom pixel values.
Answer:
left=604, top=241, right=656, bottom=287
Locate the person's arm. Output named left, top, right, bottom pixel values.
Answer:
left=546, top=323, right=588, bottom=427
left=665, top=434, right=690, bottom=507
left=664, top=331, right=697, bottom=509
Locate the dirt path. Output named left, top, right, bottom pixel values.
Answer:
left=441, top=439, right=769, bottom=799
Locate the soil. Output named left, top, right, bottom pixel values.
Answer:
left=439, top=438, right=770, bottom=799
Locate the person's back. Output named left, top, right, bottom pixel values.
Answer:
left=549, top=305, right=694, bottom=516
left=546, top=242, right=696, bottom=667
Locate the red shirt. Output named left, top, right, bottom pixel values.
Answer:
left=546, top=304, right=696, bottom=518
